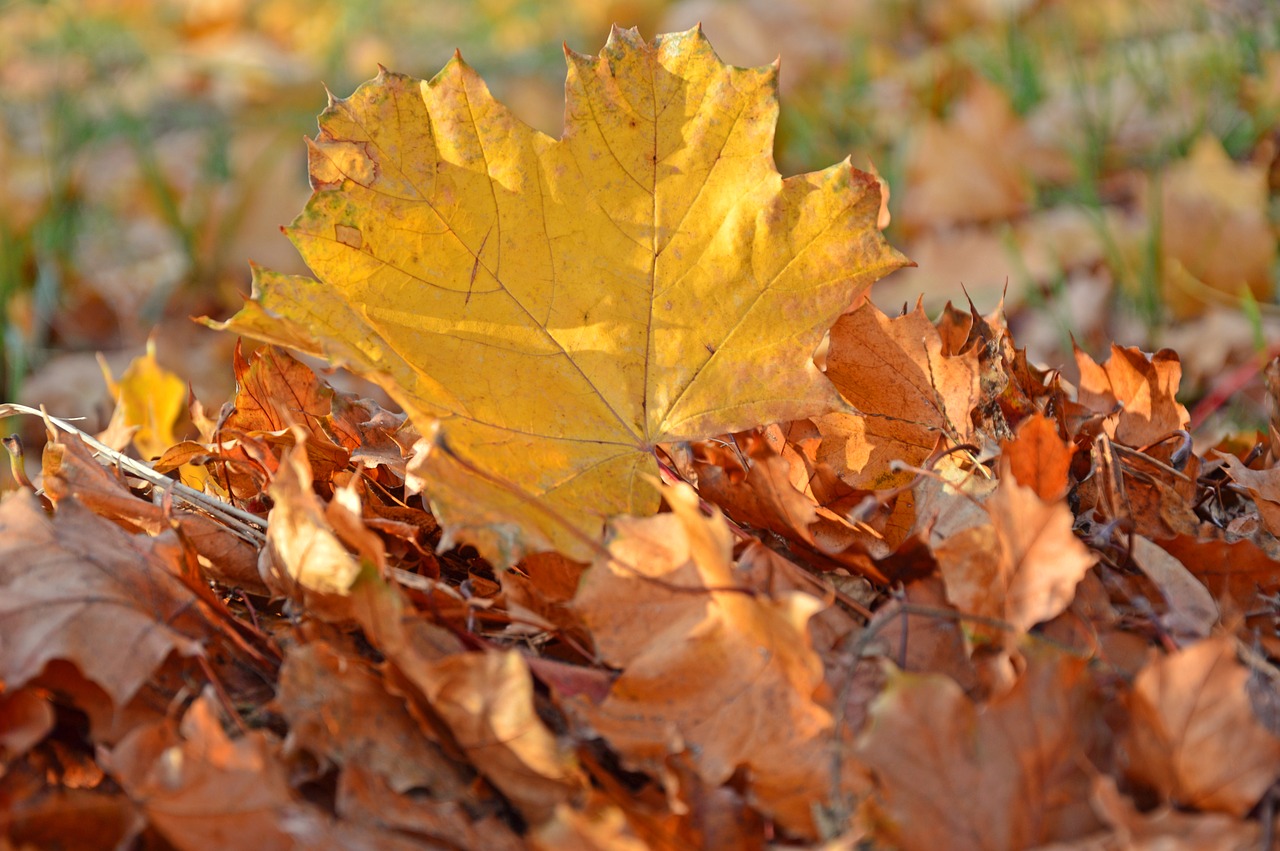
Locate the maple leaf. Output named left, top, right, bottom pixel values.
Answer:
left=933, top=467, right=1095, bottom=640
left=570, top=480, right=835, bottom=836
left=817, top=299, right=980, bottom=490
left=0, top=492, right=216, bottom=710
left=1074, top=343, right=1188, bottom=448
left=1124, top=636, right=1280, bottom=815
left=97, top=338, right=188, bottom=462
left=213, top=26, right=909, bottom=563
left=857, top=650, right=1104, bottom=851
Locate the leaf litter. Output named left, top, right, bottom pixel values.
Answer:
left=4, top=25, right=1280, bottom=850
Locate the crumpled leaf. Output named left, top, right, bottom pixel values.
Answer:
left=274, top=641, right=465, bottom=797
left=213, top=25, right=908, bottom=564
left=1075, top=344, right=1188, bottom=448
left=857, top=650, right=1103, bottom=851
left=335, top=764, right=523, bottom=851
left=1124, top=636, right=1280, bottom=816
left=0, top=491, right=214, bottom=709
left=817, top=299, right=980, bottom=491
left=100, top=692, right=401, bottom=851
left=934, top=469, right=1095, bottom=639
left=411, top=649, right=584, bottom=826
left=571, top=480, right=835, bottom=836
left=351, top=571, right=584, bottom=826
left=260, top=436, right=369, bottom=602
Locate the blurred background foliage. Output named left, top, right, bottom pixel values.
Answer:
left=0, top=0, right=1278, bottom=442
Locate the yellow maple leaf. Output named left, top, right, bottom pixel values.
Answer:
left=98, top=337, right=188, bottom=462
left=213, top=26, right=909, bottom=563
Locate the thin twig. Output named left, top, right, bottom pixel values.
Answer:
left=0, top=402, right=267, bottom=543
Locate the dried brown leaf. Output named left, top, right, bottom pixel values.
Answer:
left=818, top=300, right=980, bottom=490
left=1125, top=636, right=1280, bottom=815
left=857, top=650, right=1103, bottom=851
left=1075, top=344, right=1189, bottom=448
left=935, top=472, right=1094, bottom=638
left=571, top=481, right=835, bottom=836
left=0, top=492, right=215, bottom=709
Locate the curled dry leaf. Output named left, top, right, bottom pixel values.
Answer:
left=100, top=692, right=369, bottom=851
left=857, top=650, right=1103, bottom=851
left=817, top=300, right=980, bottom=491
left=1074, top=343, right=1189, bottom=448
left=212, top=25, right=909, bottom=564
left=351, top=571, right=584, bottom=827
left=1126, top=535, right=1218, bottom=642
left=260, top=435, right=387, bottom=618
left=1002, top=412, right=1072, bottom=502
left=0, top=492, right=214, bottom=710
left=0, top=688, right=55, bottom=767
left=571, top=480, right=835, bottom=836
left=1124, top=636, right=1280, bottom=816
left=934, top=470, right=1094, bottom=639
left=335, top=765, right=524, bottom=851
left=410, top=649, right=585, bottom=826
left=274, top=642, right=465, bottom=797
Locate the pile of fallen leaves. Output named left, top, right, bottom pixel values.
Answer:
left=4, top=27, right=1280, bottom=850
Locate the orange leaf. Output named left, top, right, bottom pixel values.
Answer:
left=0, top=492, right=214, bottom=709
left=857, top=651, right=1102, bottom=851
left=818, top=300, right=980, bottom=490
left=1003, top=412, right=1071, bottom=501
left=1075, top=343, right=1188, bottom=448
left=1125, top=636, right=1280, bottom=815
left=935, top=471, right=1094, bottom=637
left=571, top=481, right=835, bottom=836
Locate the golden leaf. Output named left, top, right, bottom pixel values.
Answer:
left=212, top=26, right=908, bottom=563
left=98, top=337, right=187, bottom=462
